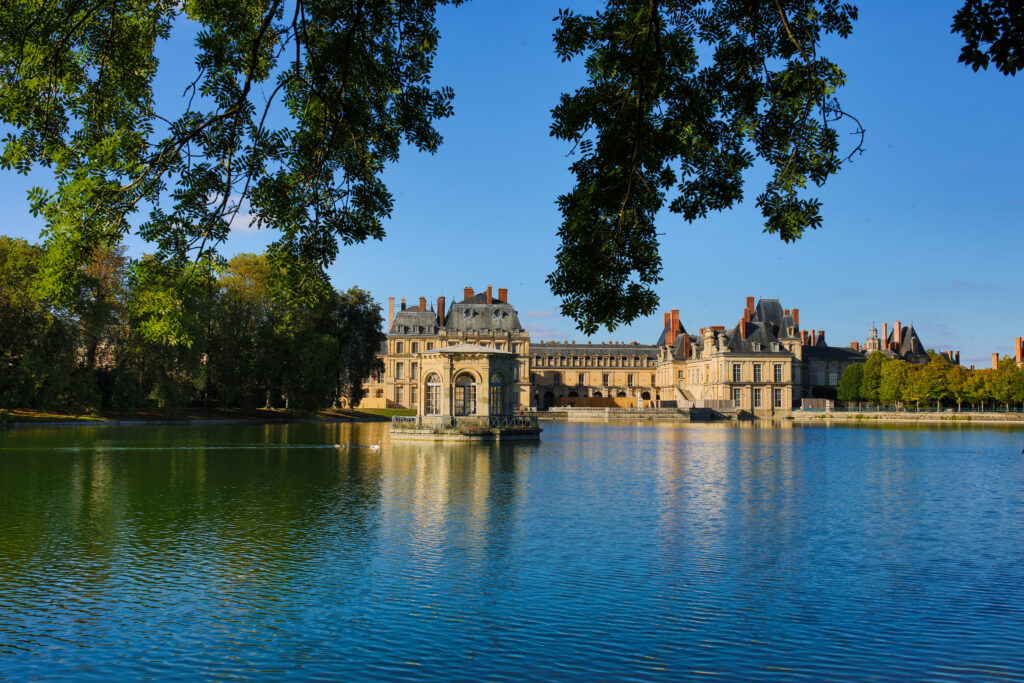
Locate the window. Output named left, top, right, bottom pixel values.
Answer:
left=753, top=365, right=762, bottom=382
left=489, top=372, right=505, bottom=415
left=410, top=362, right=418, bottom=380
left=677, top=370, right=684, bottom=379
left=513, top=364, right=520, bottom=381
left=732, top=363, right=741, bottom=382
left=454, top=374, right=477, bottom=415
left=395, top=362, right=404, bottom=380
left=512, top=343, right=520, bottom=354
left=496, top=343, right=504, bottom=350
left=771, top=342, right=780, bottom=352
left=426, top=342, right=434, bottom=351
left=578, top=373, right=585, bottom=386
left=396, top=342, right=404, bottom=354
left=774, top=388, right=783, bottom=408
left=395, top=386, right=403, bottom=406
left=603, top=373, right=610, bottom=387
left=553, top=372, right=562, bottom=386
left=425, top=374, right=441, bottom=415
left=411, top=342, right=419, bottom=353
left=752, top=343, right=761, bottom=352
left=774, top=364, right=783, bottom=383
left=628, top=374, right=634, bottom=387
left=560, top=356, right=567, bottom=367
left=411, top=385, right=418, bottom=405
left=753, top=388, right=762, bottom=408
left=733, top=388, right=742, bottom=407
left=829, top=372, right=839, bottom=386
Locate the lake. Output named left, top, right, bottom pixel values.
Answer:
left=1, top=421, right=1023, bottom=680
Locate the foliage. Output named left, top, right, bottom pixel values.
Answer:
left=952, top=0, right=1024, bottom=75
left=0, top=0, right=460, bottom=305
left=836, top=362, right=863, bottom=401
left=0, top=241, right=384, bottom=414
left=547, top=0, right=862, bottom=332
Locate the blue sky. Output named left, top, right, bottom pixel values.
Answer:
left=2, top=1, right=1021, bottom=368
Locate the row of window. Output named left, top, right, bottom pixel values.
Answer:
left=394, top=341, right=523, bottom=354
left=533, top=355, right=654, bottom=369
left=530, top=372, right=655, bottom=387
left=733, top=387, right=784, bottom=408
left=732, top=363, right=785, bottom=383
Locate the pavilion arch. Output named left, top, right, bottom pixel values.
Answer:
left=424, top=373, right=442, bottom=415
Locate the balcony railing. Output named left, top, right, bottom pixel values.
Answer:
left=391, top=415, right=540, bottom=431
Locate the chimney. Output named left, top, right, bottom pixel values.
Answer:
left=437, top=296, right=446, bottom=327
left=464, top=286, right=474, bottom=301
left=740, top=319, right=748, bottom=340
left=956, top=351, right=960, bottom=365
left=1017, top=337, right=1023, bottom=364
left=851, top=341, right=860, bottom=350
left=819, top=329, right=825, bottom=344
left=388, top=297, right=395, bottom=331
left=419, top=296, right=426, bottom=310
left=667, top=309, right=680, bottom=346
left=882, top=322, right=888, bottom=348
left=486, top=285, right=493, bottom=304
left=801, top=330, right=808, bottom=344
left=663, top=312, right=670, bottom=331
left=683, top=335, right=691, bottom=359
left=401, top=297, right=406, bottom=311
left=498, top=287, right=508, bottom=303
left=992, top=352, right=999, bottom=370
left=792, top=307, right=799, bottom=327
left=894, top=320, right=902, bottom=347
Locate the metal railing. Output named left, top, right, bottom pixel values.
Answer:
left=391, top=415, right=540, bottom=431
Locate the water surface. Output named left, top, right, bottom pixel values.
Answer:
left=1, top=421, right=1023, bottom=680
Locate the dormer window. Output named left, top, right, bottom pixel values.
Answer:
left=752, top=343, right=761, bottom=352
left=771, top=342, right=780, bottom=352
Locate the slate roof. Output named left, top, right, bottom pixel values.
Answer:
left=389, top=306, right=441, bottom=336
left=533, top=342, right=659, bottom=358
left=803, top=346, right=867, bottom=362
left=444, top=299, right=524, bottom=334
left=724, top=320, right=785, bottom=353
left=887, top=324, right=929, bottom=364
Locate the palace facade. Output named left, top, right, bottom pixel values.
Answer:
left=359, top=287, right=953, bottom=415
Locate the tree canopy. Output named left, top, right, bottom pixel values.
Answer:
left=0, top=0, right=1018, bottom=332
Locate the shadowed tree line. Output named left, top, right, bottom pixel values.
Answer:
left=0, top=236, right=383, bottom=414
left=837, top=351, right=1024, bottom=412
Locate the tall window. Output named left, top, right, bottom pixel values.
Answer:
left=426, top=342, right=434, bottom=351
left=489, top=372, right=505, bottom=415
left=603, top=373, right=610, bottom=387
left=733, top=388, right=742, bottom=407
left=513, top=364, right=520, bottom=381
left=395, top=362, right=404, bottom=380
left=454, top=374, right=476, bottom=415
left=425, top=374, right=441, bottom=415
left=753, top=388, right=762, bottom=408
left=578, top=373, right=585, bottom=386
left=774, top=364, right=783, bottom=383
left=395, top=386, right=403, bottom=406
left=411, top=342, right=419, bottom=353
left=553, top=372, right=562, bottom=386
left=411, top=362, right=418, bottom=380
left=628, top=374, right=634, bottom=387
left=829, top=372, right=839, bottom=386
left=396, top=342, right=404, bottom=354
left=754, top=364, right=762, bottom=382
left=774, top=388, right=783, bottom=407
left=732, top=363, right=741, bottom=382
left=411, top=385, right=418, bottom=405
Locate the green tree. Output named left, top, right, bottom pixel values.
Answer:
left=946, top=363, right=970, bottom=412
left=953, top=0, right=1024, bottom=75
left=878, top=359, right=910, bottom=407
left=332, top=287, right=386, bottom=407
left=837, top=363, right=864, bottom=403
left=0, top=237, right=82, bottom=409
left=0, top=0, right=459, bottom=304
left=860, top=351, right=886, bottom=404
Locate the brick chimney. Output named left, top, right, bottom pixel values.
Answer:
left=739, top=318, right=748, bottom=340
left=419, top=296, right=426, bottom=310
left=437, top=296, right=446, bottom=327
left=792, top=307, right=799, bottom=327
left=388, top=297, right=395, bottom=330
left=401, top=297, right=406, bottom=311
left=745, top=296, right=755, bottom=321
left=1016, top=337, right=1023, bottom=364
left=992, top=352, right=999, bottom=370
left=498, top=287, right=508, bottom=303
left=464, top=286, right=474, bottom=301
left=894, top=320, right=902, bottom=348
left=486, top=285, right=493, bottom=304
left=801, top=330, right=808, bottom=344
left=819, top=329, right=825, bottom=344
left=663, top=312, right=670, bottom=331
left=882, top=322, right=888, bottom=348
left=851, top=341, right=860, bottom=350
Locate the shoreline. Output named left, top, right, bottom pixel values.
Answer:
left=0, top=407, right=412, bottom=428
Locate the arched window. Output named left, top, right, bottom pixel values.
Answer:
left=454, top=373, right=477, bottom=416
left=425, top=373, right=441, bottom=415
left=489, top=371, right=505, bottom=416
